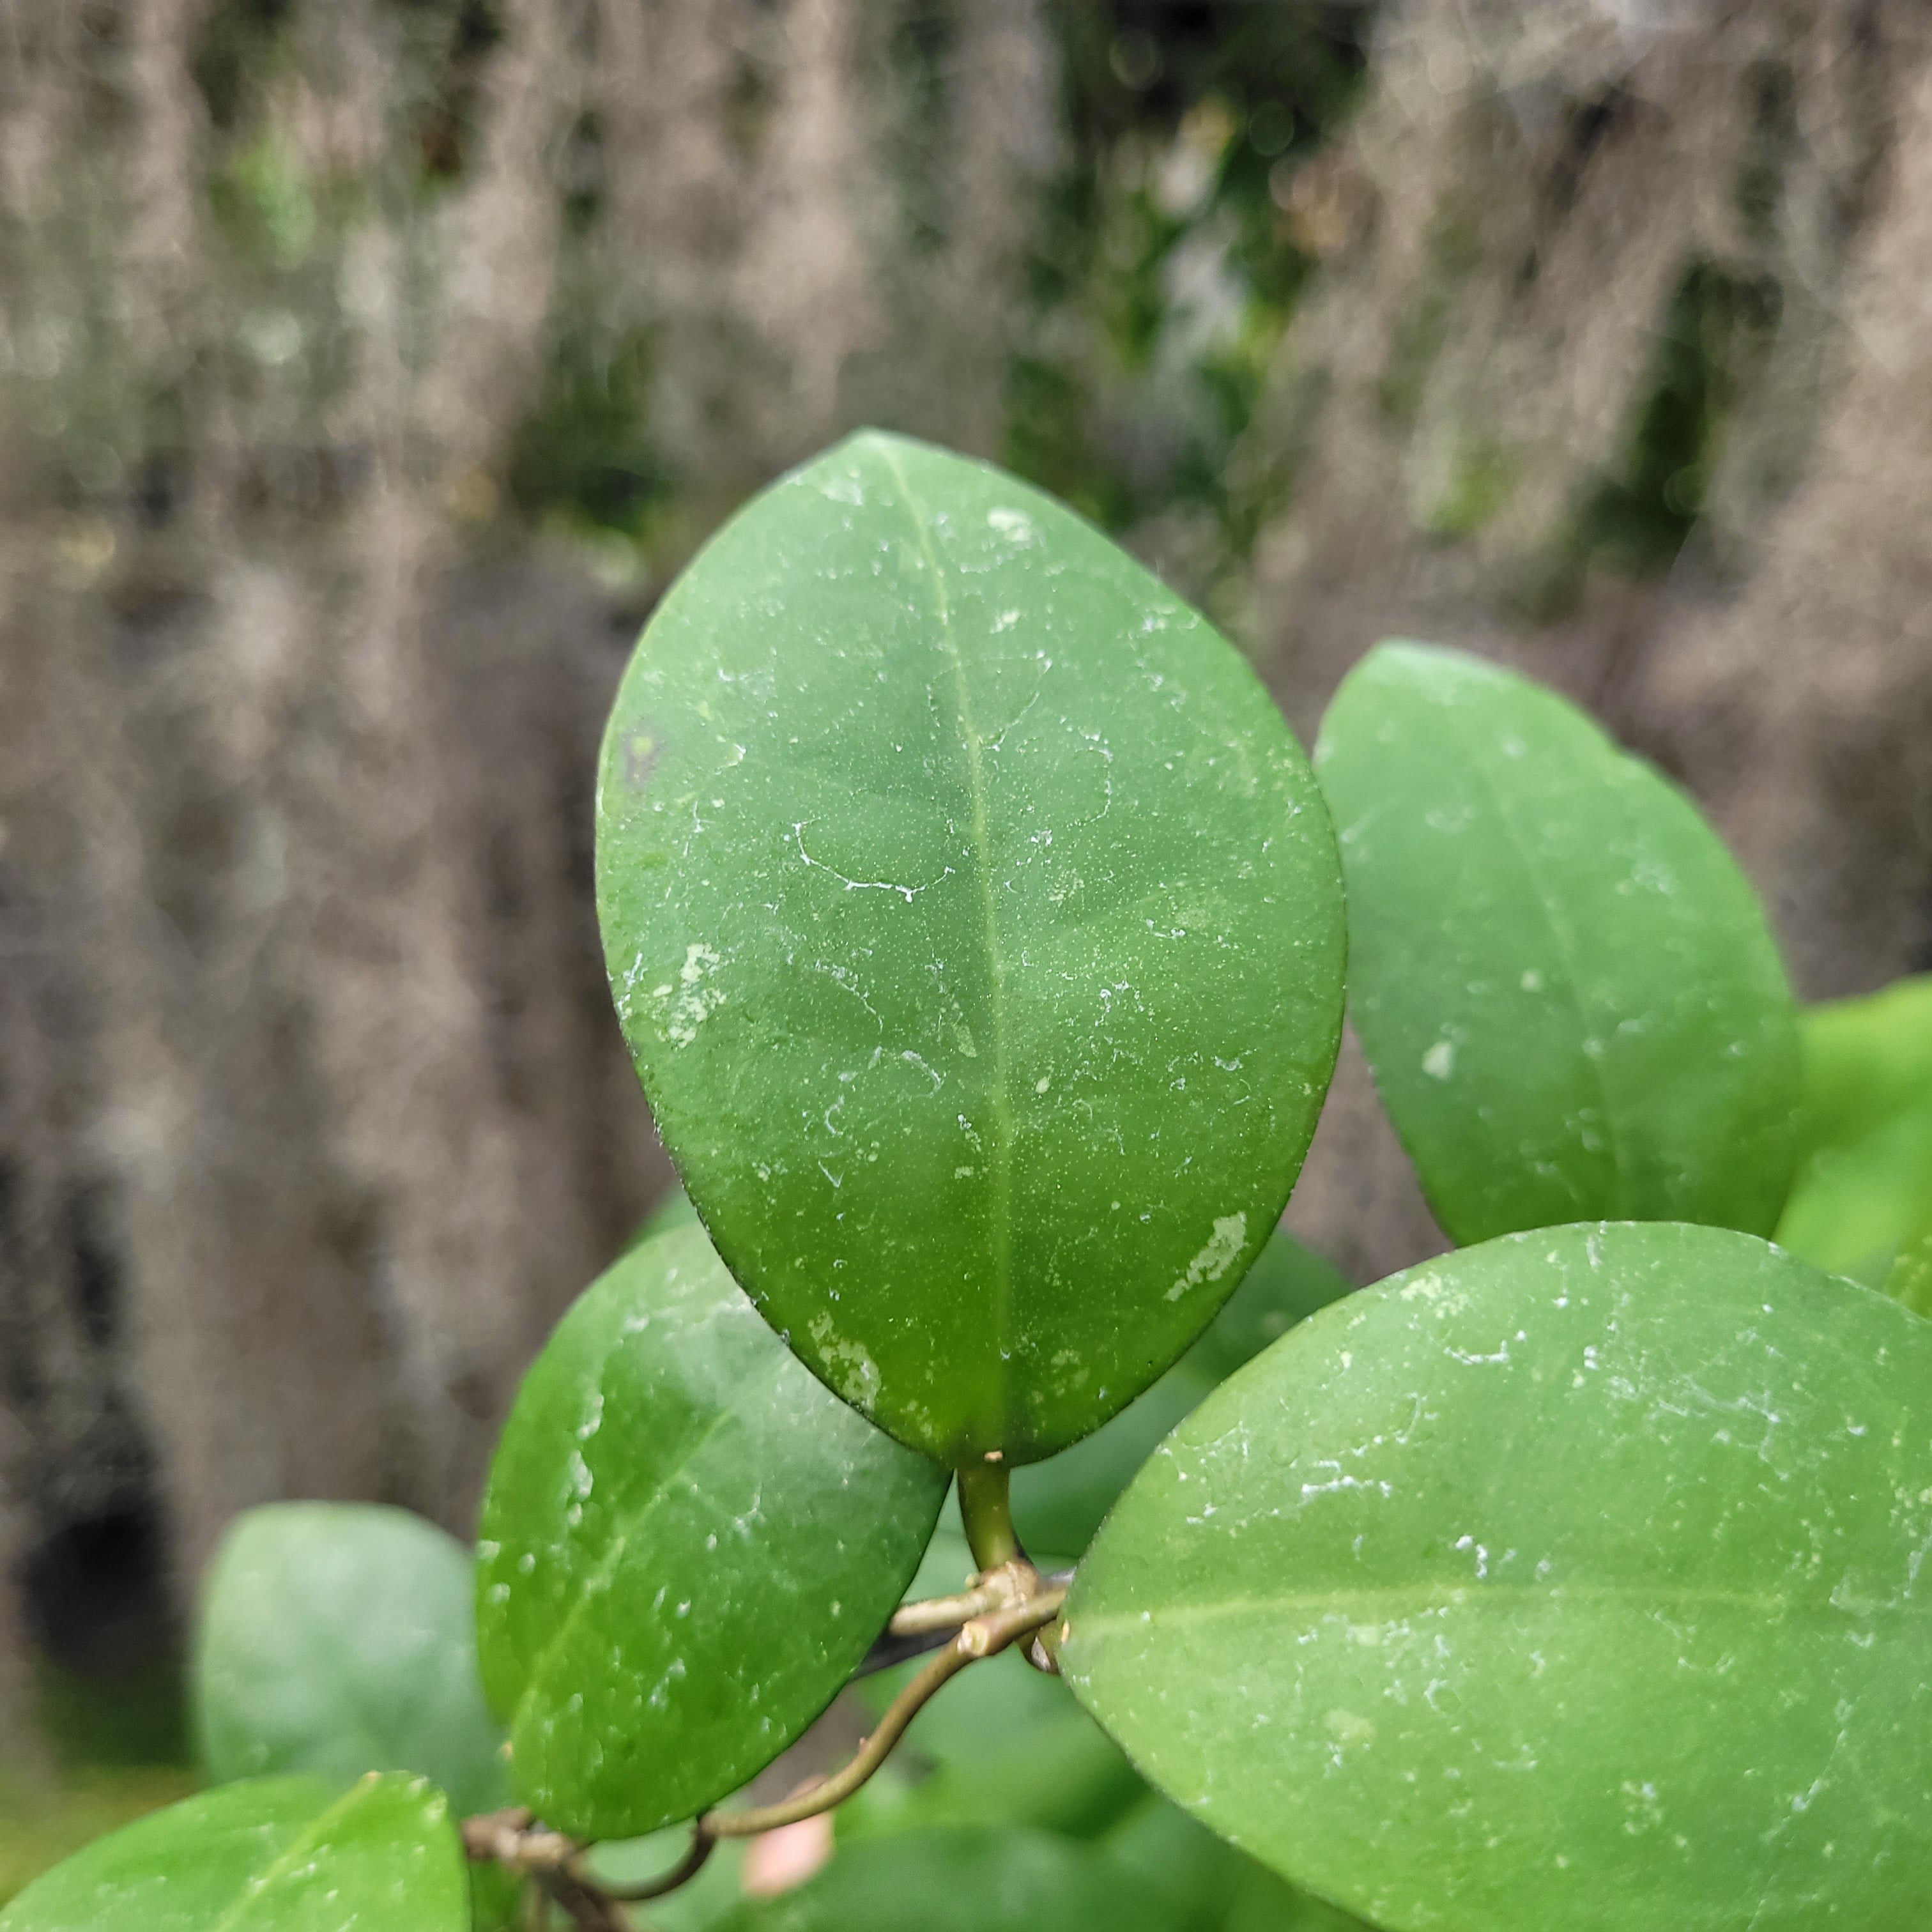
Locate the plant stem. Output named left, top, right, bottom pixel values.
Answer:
left=956, top=1462, right=1023, bottom=1572
left=583, top=1825, right=714, bottom=1902
left=887, top=1560, right=1038, bottom=1636
left=464, top=1809, right=666, bottom=1924
left=539, top=1869, right=630, bottom=1932
left=700, top=1583, right=1067, bottom=1838
left=852, top=1565, right=1027, bottom=1678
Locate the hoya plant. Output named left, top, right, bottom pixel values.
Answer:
left=8, top=433, right=1929, bottom=1932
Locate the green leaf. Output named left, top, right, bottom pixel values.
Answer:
left=1314, top=643, right=1799, bottom=1244
left=466, top=1862, right=522, bottom=1932
left=194, top=1502, right=507, bottom=1814
left=1010, top=1229, right=1351, bottom=1560
left=475, top=1222, right=947, bottom=1839
left=0, top=1773, right=466, bottom=1932
left=1103, top=1797, right=1378, bottom=1932
left=1102, top=1797, right=1250, bottom=1932
left=596, top=430, right=1346, bottom=1465
left=1063, top=1221, right=1932, bottom=1932
left=1776, top=976, right=1932, bottom=1286
left=1222, top=1869, right=1383, bottom=1932
left=717, top=1826, right=1186, bottom=1932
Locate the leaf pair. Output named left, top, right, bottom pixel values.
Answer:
left=473, top=1206, right=1347, bottom=1848
left=597, top=436, right=1811, bottom=1479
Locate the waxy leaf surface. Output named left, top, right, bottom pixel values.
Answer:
left=1107, top=1797, right=1377, bottom=1932
left=1315, top=645, right=1798, bottom=1243
left=1063, top=1222, right=1932, bottom=1932
left=597, top=431, right=1345, bottom=1463
left=195, top=1502, right=506, bottom=1814
left=475, top=1223, right=947, bottom=1839
left=1777, top=975, right=1932, bottom=1287
left=0, top=1774, right=465, bottom=1932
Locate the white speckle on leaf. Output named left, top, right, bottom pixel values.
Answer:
left=808, top=1315, right=881, bottom=1407
left=987, top=507, right=1036, bottom=543
left=793, top=823, right=950, bottom=902
left=656, top=943, right=724, bottom=1046
left=1422, top=1039, right=1456, bottom=1080
left=1167, top=1213, right=1247, bottom=1301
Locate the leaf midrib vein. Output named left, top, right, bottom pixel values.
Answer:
left=213, top=1779, right=380, bottom=1932
left=877, top=440, right=1016, bottom=1450
left=1071, top=1574, right=1932, bottom=1641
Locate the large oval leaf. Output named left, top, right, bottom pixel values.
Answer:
left=717, top=1826, right=1185, bottom=1932
left=1062, top=1221, right=1932, bottom=1932
left=1315, top=644, right=1798, bottom=1244
left=1777, top=975, right=1932, bottom=1287
left=596, top=431, right=1346, bottom=1464
left=475, top=1222, right=947, bottom=1839
left=1010, top=1227, right=1351, bottom=1560
left=0, top=1773, right=466, bottom=1932
left=194, top=1502, right=506, bottom=1814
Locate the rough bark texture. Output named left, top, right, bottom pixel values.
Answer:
left=1, top=0, right=1929, bottom=1759
left=1259, top=0, right=1932, bottom=1274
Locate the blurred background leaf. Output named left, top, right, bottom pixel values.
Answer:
left=1776, top=977, right=1932, bottom=1288
left=193, top=1501, right=507, bottom=1814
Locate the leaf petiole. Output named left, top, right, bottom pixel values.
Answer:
left=702, top=1583, right=1068, bottom=1839
left=956, top=1463, right=1024, bottom=1572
